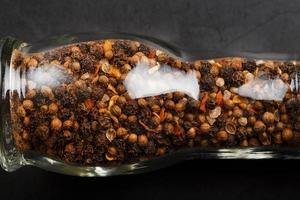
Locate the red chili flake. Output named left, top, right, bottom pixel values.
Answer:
left=216, top=91, right=223, bottom=105
left=200, top=92, right=209, bottom=113
left=148, top=49, right=156, bottom=59
left=159, top=107, right=166, bottom=122
left=174, top=124, right=183, bottom=136
left=84, top=99, right=95, bottom=110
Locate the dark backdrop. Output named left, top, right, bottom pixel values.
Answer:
left=1, top=0, right=300, bottom=199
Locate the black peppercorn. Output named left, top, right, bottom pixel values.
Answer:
left=220, top=66, right=235, bottom=86
left=242, top=61, right=256, bottom=73
left=206, top=98, right=216, bottom=110
left=124, top=100, right=139, bottom=115
left=201, top=75, right=215, bottom=91
left=80, top=54, right=96, bottom=73
left=199, top=62, right=212, bottom=74
left=232, top=71, right=244, bottom=87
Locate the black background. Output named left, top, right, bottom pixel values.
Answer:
left=1, top=0, right=300, bottom=199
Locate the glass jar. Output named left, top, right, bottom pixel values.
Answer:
left=1, top=33, right=300, bottom=176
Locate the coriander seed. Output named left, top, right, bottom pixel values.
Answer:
left=51, top=117, right=62, bottom=131
left=128, top=133, right=138, bottom=144
left=138, top=135, right=148, bottom=147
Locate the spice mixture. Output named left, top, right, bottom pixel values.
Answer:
left=9, top=39, right=300, bottom=166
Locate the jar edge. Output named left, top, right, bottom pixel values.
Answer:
left=0, top=37, right=25, bottom=172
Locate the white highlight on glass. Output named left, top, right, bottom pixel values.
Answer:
left=238, top=78, right=288, bottom=101
left=124, top=61, right=199, bottom=100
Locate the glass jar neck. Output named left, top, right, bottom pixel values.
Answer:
left=0, top=37, right=25, bottom=171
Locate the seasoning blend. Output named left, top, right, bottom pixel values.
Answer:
left=0, top=35, right=300, bottom=176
